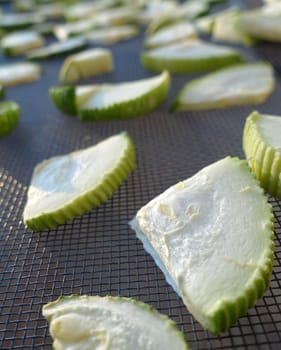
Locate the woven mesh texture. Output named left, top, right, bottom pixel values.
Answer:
left=1, top=0, right=281, bottom=349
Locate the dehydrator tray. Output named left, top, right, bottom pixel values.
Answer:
left=0, top=0, right=281, bottom=348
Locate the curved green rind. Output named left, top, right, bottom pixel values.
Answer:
left=0, top=101, right=20, bottom=137
left=141, top=51, right=244, bottom=74
left=78, top=71, right=170, bottom=121
left=0, top=86, right=4, bottom=99
left=25, top=132, right=136, bottom=231
left=243, top=111, right=281, bottom=199
left=43, top=295, right=190, bottom=350
left=49, top=86, right=77, bottom=116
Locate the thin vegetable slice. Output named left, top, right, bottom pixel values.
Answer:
left=59, top=48, right=113, bottom=84
left=85, top=25, right=139, bottom=45
left=141, top=39, right=244, bottom=74
left=0, top=13, right=43, bottom=31
left=172, top=62, right=274, bottom=111
left=0, top=62, right=42, bottom=86
left=1, top=30, right=44, bottom=56
left=26, top=37, right=87, bottom=60
left=130, top=157, right=274, bottom=334
left=50, top=71, right=170, bottom=120
left=243, top=111, right=281, bottom=199
left=43, top=295, right=190, bottom=350
left=0, top=101, right=20, bottom=137
left=23, top=132, right=135, bottom=231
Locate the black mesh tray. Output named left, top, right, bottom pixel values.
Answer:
left=1, top=0, right=281, bottom=349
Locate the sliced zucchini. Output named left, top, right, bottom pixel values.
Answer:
left=50, top=71, right=170, bottom=120
left=243, top=111, right=281, bottom=199
left=54, top=20, right=96, bottom=41
left=0, top=101, right=20, bottom=137
left=1, top=30, right=44, bottom=56
left=141, top=39, right=244, bottom=74
left=0, top=62, right=42, bottom=86
left=0, top=13, right=43, bottom=31
left=23, top=132, right=136, bottom=231
left=59, top=48, right=113, bottom=84
left=86, top=25, right=139, bottom=45
left=92, top=7, right=139, bottom=27
left=130, top=156, right=274, bottom=334
left=43, top=295, right=190, bottom=350
left=144, top=22, right=197, bottom=49
left=26, top=37, right=87, bottom=60
left=172, top=62, right=274, bottom=111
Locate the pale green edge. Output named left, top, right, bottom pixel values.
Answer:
left=172, top=63, right=274, bottom=111
left=79, top=71, right=170, bottom=121
left=43, top=295, right=190, bottom=350
left=141, top=51, right=244, bottom=74
left=25, top=132, right=136, bottom=231
left=205, top=157, right=274, bottom=334
left=243, top=111, right=281, bottom=199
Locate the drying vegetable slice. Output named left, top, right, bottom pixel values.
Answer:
left=23, top=132, right=135, bottom=231
left=50, top=71, right=170, bottom=120
left=0, top=13, right=43, bottom=31
left=141, top=39, right=243, bottom=74
left=0, top=101, right=20, bottom=137
left=172, top=62, right=274, bottom=111
left=0, top=62, right=42, bottom=86
left=59, top=48, right=113, bottom=84
left=1, top=30, right=44, bottom=56
left=26, top=37, right=87, bottom=60
left=144, top=22, right=197, bottom=49
left=43, top=295, right=190, bottom=350
left=130, top=156, right=274, bottom=334
left=243, top=111, right=281, bottom=199
left=85, top=25, right=139, bottom=45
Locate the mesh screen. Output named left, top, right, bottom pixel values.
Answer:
left=1, top=0, right=281, bottom=349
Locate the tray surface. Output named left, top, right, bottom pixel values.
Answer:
left=0, top=0, right=281, bottom=349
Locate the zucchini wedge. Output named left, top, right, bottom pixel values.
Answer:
left=59, top=48, right=113, bottom=84
left=243, top=111, right=281, bottom=199
left=23, top=132, right=135, bottom=231
left=50, top=71, right=170, bottom=120
left=0, top=62, right=42, bottom=86
left=130, top=157, right=274, bottom=334
left=172, top=62, right=274, bottom=111
left=142, top=39, right=244, bottom=74
left=43, top=295, right=190, bottom=350
left=1, top=30, right=44, bottom=56
left=85, top=25, right=139, bottom=45
left=0, top=101, right=20, bottom=137
left=0, top=13, right=43, bottom=31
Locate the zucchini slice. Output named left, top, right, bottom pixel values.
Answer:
left=0, top=101, right=20, bottom=137
left=59, top=48, right=113, bottom=84
left=43, top=295, right=190, bottom=350
left=142, top=39, right=244, bottom=74
left=85, top=25, right=139, bottom=45
left=26, top=37, right=87, bottom=60
left=243, top=111, right=281, bottom=199
left=130, top=157, right=274, bottom=334
left=0, top=13, right=43, bottom=31
left=172, top=62, right=274, bottom=111
left=0, top=62, right=42, bottom=86
left=50, top=71, right=170, bottom=120
left=23, top=132, right=135, bottom=230
left=1, top=30, right=44, bottom=56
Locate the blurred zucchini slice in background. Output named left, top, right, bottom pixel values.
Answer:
left=142, top=39, right=244, bottom=74
left=85, top=25, right=139, bottom=45
left=0, top=13, right=43, bottom=31
left=0, top=101, right=20, bottom=137
left=23, top=132, right=136, bottom=231
left=26, top=37, right=87, bottom=60
left=50, top=71, right=170, bottom=120
left=43, top=295, right=190, bottom=350
left=0, top=62, right=42, bottom=86
left=1, top=30, right=44, bottom=56
left=172, top=62, right=274, bottom=111
left=59, top=48, right=113, bottom=84
left=130, top=156, right=274, bottom=334
left=243, top=111, right=281, bottom=199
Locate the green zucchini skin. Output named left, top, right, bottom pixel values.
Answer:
left=0, top=101, right=20, bottom=137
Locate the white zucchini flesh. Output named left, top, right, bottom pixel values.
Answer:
left=0, top=62, right=41, bottom=86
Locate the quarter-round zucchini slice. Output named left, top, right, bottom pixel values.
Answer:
left=23, top=132, right=136, bottom=230
left=130, top=156, right=274, bottom=334
left=172, top=62, right=274, bottom=111
left=141, top=39, right=244, bottom=74
left=0, top=101, right=20, bottom=137
left=43, top=295, right=190, bottom=350
left=50, top=71, right=170, bottom=120
left=1, top=30, right=44, bottom=56
left=243, top=111, right=281, bottom=199
left=0, top=62, right=42, bottom=86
